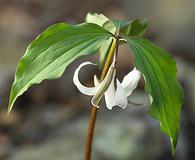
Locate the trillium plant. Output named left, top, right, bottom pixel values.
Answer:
left=8, top=13, right=184, bottom=159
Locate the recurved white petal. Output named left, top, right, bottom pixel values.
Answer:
left=121, top=67, right=141, bottom=97
left=73, top=61, right=100, bottom=96
left=94, top=75, right=100, bottom=87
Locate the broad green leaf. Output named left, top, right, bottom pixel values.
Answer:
left=85, top=13, right=116, bottom=34
left=120, top=19, right=148, bottom=36
left=8, top=23, right=112, bottom=112
left=124, top=36, right=184, bottom=153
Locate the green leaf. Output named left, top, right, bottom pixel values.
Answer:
left=85, top=13, right=116, bottom=34
left=111, top=19, right=130, bottom=33
left=8, top=23, right=112, bottom=112
left=120, top=19, right=148, bottom=36
left=124, top=36, right=184, bottom=153
left=110, top=19, right=147, bottom=37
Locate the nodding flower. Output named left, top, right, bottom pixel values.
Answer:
left=73, top=58, right=143, bottom=110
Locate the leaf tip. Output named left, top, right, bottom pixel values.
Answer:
left=7, top=100, right=13, bottom=115
left=170, top=137, right=177, bottom=156
left=7, top=88, right=15, bottom=115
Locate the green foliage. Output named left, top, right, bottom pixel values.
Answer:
left=85, top=13, right=148, bottom=36
left=85, top=13, right=148, bottom=68
left=124, top=37, right=184, bottom=153
left=8, top=22, right=112, bottom=113
left=111, top=19, right=130, bottom=34
left=120, top=19, right=148, bottom=36
left=85, top=13, right=116, bottom=34
left=8, top=13, right=184, bottom=155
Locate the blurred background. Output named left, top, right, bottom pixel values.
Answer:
left=0, top=0, right=194, bottom=159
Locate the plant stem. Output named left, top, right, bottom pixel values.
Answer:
left=85, top=37, right=118, bottom=160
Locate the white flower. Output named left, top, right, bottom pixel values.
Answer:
left=73, top=61, right=142, bottom=110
